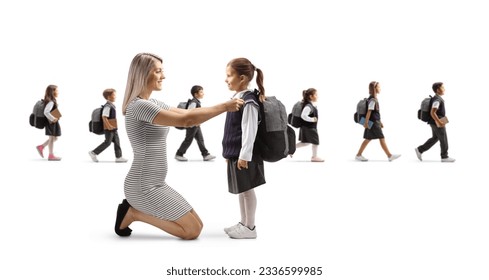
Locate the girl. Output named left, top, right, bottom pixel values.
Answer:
left=355, top=81, right=400, bottom=162
left=36, top=85, right=62, bottom=161
left=295, top=88, right=324, bottom=162
left=222, top=57, right=265, bottom=239
left=114, top=53, right=242, bottom=240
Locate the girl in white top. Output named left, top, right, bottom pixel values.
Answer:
left=36, top=85, right=62, bottom=161
left=222, top=57, right=266, bottom=239
left=355, top=81, right=400, bottom=162
left=295, top=88, right=324, bottom=162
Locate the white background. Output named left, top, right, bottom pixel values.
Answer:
left=1, top=0, right=488, bottom=279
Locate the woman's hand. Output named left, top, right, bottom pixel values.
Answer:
left=237, top=159, right=248, bottom=170
left=226, top=99, right=244, bottom=112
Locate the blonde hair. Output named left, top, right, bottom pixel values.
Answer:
left=122, top=53, right=163, bottom=115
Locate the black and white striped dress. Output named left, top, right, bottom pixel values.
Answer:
left=124, top=98, right=192, bottom=221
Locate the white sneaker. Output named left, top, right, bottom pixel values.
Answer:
left=415, top=148, right=422, bottom=161
left=224, top=222, right=242, bottom=234
left=388, top=154, right=401, bottom=161
left=203, top=154, right=216, bottom=161
left=355, top=155, right=368, bottom=161
left=441, top=157, right=456, bottom=162
left=227, top=223, right=257, bottom=239
left=89, top=151, right=98, bottom=162
left=116, top=157, right=128, bottom=163
left=175, top=155, right=188, bottom=161
left=311, top=156, right=325, bottom=162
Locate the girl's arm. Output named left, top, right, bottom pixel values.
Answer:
left=239, top=104, right=259, bottom=162
left=43, top=101, right=57, bottom=123
left=301, top=105, right=317, bottom=122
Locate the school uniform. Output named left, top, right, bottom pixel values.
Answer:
left=44, top=101, right=61, bottom=137
left=222, top=90, right=265, bottom=194
left=298, top=102, right=319, bottom=145
left=417, top=95, right=450, bottom=159
left=176, top=98, right=211, bottom=157
left=363, top=97, right=384, bottom=139
left=93, top=101, right=122, bottom=158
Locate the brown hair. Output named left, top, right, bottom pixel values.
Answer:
left=43, top=85, right=58, bottom=105
left=368, top=81, right=379, bottom=96
left=103, top=88, right=116, bottom=100
left=227, top=57, right=266, bottom=102
left=302, top=88, right=317, bottom=103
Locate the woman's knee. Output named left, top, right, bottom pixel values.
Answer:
left=180, top=223, right=203, bottom=240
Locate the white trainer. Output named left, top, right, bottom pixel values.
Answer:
left=227, top=223, right=257, bottom=239
left=355, top=155, right=368, bottom=162
left=388, top=154, right=401, bottom=162
left=116, top=157, right=128, bottom=163
left=441, top=157, right=456, bottom=162
left=203, top=154, right=216, bottom=161
left=224, top=222, right=242, bottom=234
left=89, top=151, right=98, bottom=162
left=415, top=148, right=422, bottom=161
left=175, top=155, right=188, bottom=161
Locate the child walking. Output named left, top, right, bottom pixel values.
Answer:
left=36, top=84, right=62, bottom=161
left=222, top=57, right=265, bottom=239
left=415, top=82, right=455, bottom=162
left=89, top=88, right=128, bottom=163
left=175, top=85, right=216, bottom=161
left=295, top=88, right=324, bottom=162
left=355, top=81, right=400, bottom=162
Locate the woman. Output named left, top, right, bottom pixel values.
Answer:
left=36, top=84, right=62, bottom=161
left=115, top=53, right=243, bottom=240
left=355, top=81, right=400, bottom=162
left=295, top=88, right=324, bottom=162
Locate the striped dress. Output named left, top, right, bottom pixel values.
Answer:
left=124, top=97, right=192, bottom=221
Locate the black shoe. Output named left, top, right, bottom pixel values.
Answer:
left=114, top=199, right=132, bottom=237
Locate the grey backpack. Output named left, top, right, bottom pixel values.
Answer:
left=417, top=95, right=433, bottom=122
left=353, top=97, right=368, bottom=123
left=29, top=99, right=47, bottom=129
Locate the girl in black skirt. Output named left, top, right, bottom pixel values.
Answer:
left=35, top=85, right=62, bottom=161
left=222, top=57, right=266, bottom=239
left=296, top=88, right=324, bottom=162
left=355, top=81, right=400, bottom=162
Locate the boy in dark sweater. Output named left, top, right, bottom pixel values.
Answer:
left=415, top=82, right=455, bottom=162
left=89, top=89, right=128, bottom=163
left=175, top=85, right=216, bottom=161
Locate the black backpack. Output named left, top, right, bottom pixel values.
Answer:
left=175, top=99, right=192, bottom=130
left=287, top=101, right=304, bottom=128
left=245, top=90, right=296, bottom=162
left=89, top=105, right=105, bottom=135
left=29, top=99, right=47, bottom=129
left=417, top=95, right=433, bottom=122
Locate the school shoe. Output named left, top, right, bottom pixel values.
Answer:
left=224, top=222, right=243, bottom=234
left=48, top=154, right=61, bottom=161
left=88, top=151, right=98, bottom=162
left=203, top=154, right=216, bottom=161
left=175, top=155, right=188, bottom=161
left=36, top=145, right=44, bottom=158
left=311, top=156, right=324, bottom=162
left=388, top=154, right=401, bottom=161
left=355, top=155, right=368, bottom=162
left=114, top=199, right=132, bottom=237
left=116, top=157, right=128, bottom=163
left=441, top=157, right=456, bottom=163
left=415, top=148, right=422, bottom=161
left=227, top=223, right=257, bottom=239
